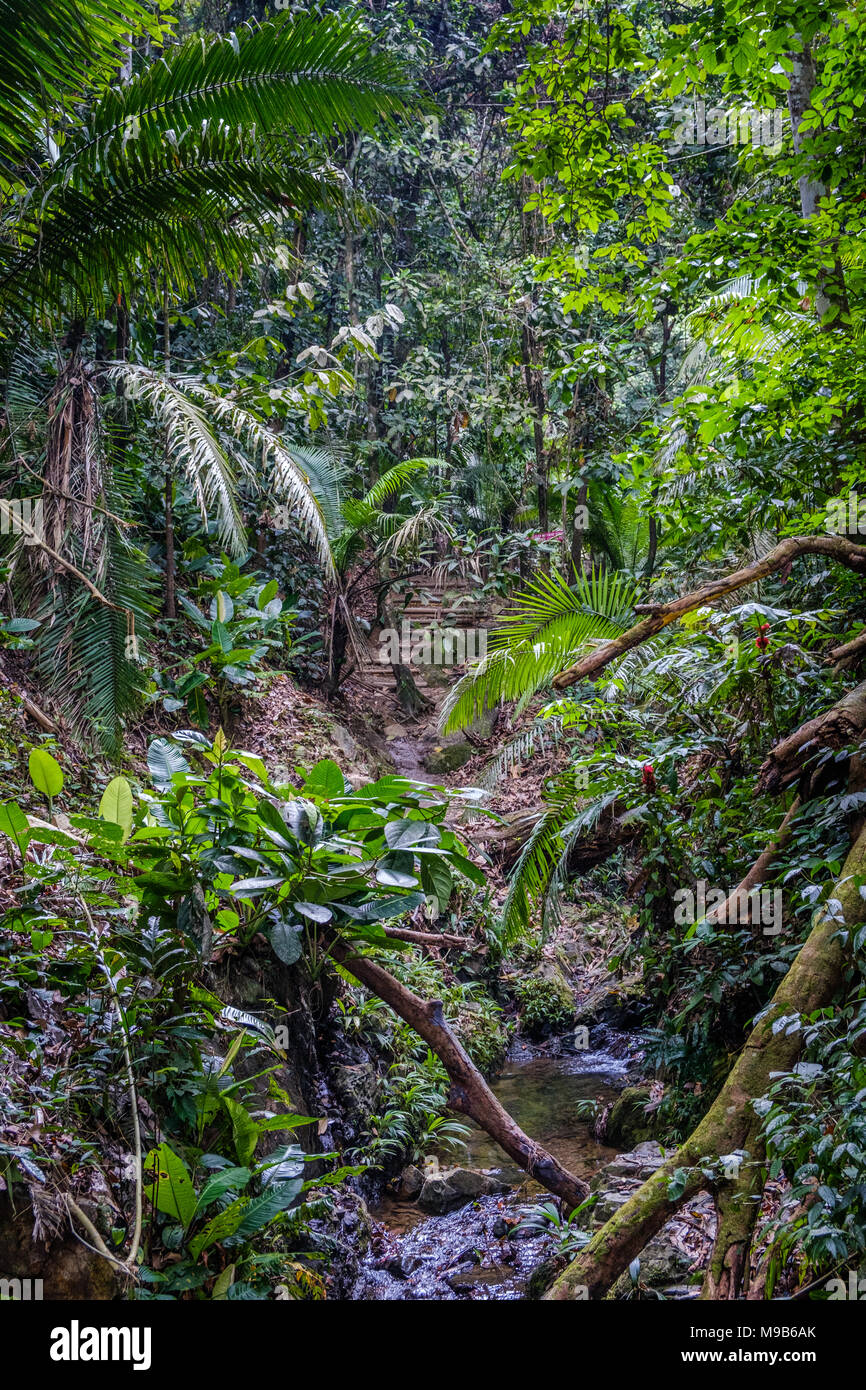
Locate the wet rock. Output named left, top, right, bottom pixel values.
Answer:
left=386, top=1253, right=428, bottom=1279
left=417, top=1167, right=510, bottom=1213
left=446, top=1265, right=510, bottom=1291
left=331, top=1062, right=381, bottom=1125
left=396, top=1164, right=424, bottom=1200
left=452, top=1245, right=481, bottom=1265
left=604, top=1140, right=668, bottom=1180
left=0, top=1195, right=121, bottom=1299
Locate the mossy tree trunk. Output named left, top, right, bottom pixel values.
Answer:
left=544, top=821, right=866, bottom=1300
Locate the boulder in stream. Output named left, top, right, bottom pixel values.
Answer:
left=417, top=1167, right=510, bottom=1213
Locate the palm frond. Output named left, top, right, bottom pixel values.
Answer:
left=476, top=716, right=563, bottom=791
left=501, top=786, right=619, bottom=944
left=106, top=364, right=245, bottom=554
left=32, top=512, right=155, bottom=755
left=0, top=0, right=171, bottom=168
left=108, top=365, right=334, bottom=574
left=440, top=567, right=638, bottom=734
left=0, top=125, right=345, bottom=322
left=361, top=457, right=435, bottom=510
left=65, top=12, right=414, bottom=170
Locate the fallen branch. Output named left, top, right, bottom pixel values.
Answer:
left=829, top=626, right=866, bottom=669
left=331, top=940, right=589, bottom=1210
left=65, top=1196, right=135, bottom=1281
left=544, top=819, right=866, bottom=1299
left=552, top=536, right=866, bottom=691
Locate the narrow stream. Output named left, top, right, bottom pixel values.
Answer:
left=353, top=1032, right=642, bottom=1300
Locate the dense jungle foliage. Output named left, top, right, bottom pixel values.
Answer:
left=0, top=0, right=865, bottom=1335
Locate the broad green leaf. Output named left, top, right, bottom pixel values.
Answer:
left=212, top=591, right=235, bottom=623
left=143, top=1143, right=196, bottom=1229
left=270, top=920, right=303, bottom=965
left=147, top=739, right=191, bottom=790
left=223, top=1097, right=259, bottom=1166
left=302, top=758, right=345, bottom=798
left=98, top=776, right=134, bottom=840
left=194, top=1166, right=251, bottom=1214
left=28, top=748, right=63, bottom=799
left=0, top=800, right=32, bottom=851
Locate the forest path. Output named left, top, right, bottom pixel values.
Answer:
left=347, top=575, right=496, bottom=785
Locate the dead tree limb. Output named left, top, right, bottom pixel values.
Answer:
left=330, top=941, right=590, bottom=1210
left=380, top=925, right=470, bottom=949
left=829, top=627, right=866, bottom=670
left=757, top=680, right=866, bottom=796
left=552, top=536, right=866, bottom=692
left=544, top=820, right=866, bottom=1300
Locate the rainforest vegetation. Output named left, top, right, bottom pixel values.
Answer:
left=0, top=0, right=865, bottom=1327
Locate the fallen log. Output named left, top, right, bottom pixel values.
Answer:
left=330, top=940, right=590, bottom=1211
left=552, top=535, right=866, bottom=692
left=544, top=818, right=866, bottom=1299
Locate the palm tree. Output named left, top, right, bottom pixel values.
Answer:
left=0, top=6, right=414, bottom=749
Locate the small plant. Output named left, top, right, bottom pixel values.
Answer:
left=514, top=1196, right=596, bottom=1257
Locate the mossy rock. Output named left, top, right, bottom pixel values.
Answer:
left=525, top=1252, right=569, bottom=1299
left=604, top=1086, right=658, bottom=1147
left=424, top=739, right=474, bottom=774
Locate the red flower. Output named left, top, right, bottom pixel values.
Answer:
left=642, top=763, right=656, bottom=793
left=755, top=622, right=770, bottom=651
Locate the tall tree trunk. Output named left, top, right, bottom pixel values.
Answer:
left=787, top=45, right=850, bottom=324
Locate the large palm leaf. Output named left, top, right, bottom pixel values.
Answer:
left=0, top=0, right=171, bottom=170
left=69, top=12, right=413, bottom=156
left=1, top=14, right=416, bottom=323
left=0, top=126, right=345, bottom=323
left=439, top=567, right=638, bottom=734
left=108, top=364, right=335, bottom=574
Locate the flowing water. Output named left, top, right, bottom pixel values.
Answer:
left=352, top=1029, right=643, bottom=1300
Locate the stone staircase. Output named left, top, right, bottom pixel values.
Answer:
left=353, top=576, right=493, bottom=717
